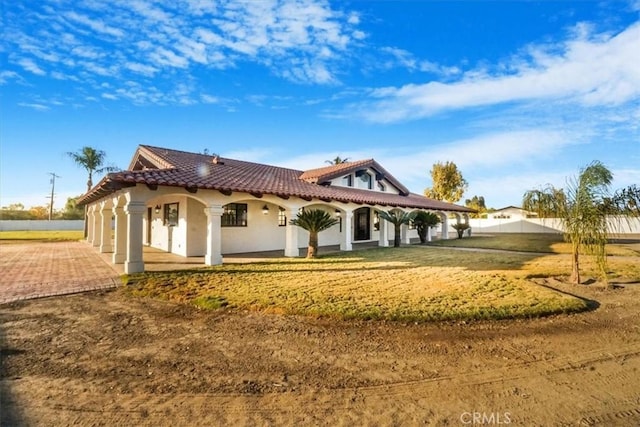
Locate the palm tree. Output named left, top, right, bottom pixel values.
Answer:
left=67, top=147, right=118, bottom=192
left=377, top=210, right=416, bottom=247
left=612, top=184, right=640, bottom=216
left=451, top=222, right=471, bottom=239
left=523, top=161, right=613, bottom=285
left=412, top=211, right=441, bottom=243
left=290, top=209, right=339, bottom=258
left=325, top=156, right=350, bottom=165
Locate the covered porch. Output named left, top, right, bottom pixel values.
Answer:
left=99, top=241, right=384, bottom=273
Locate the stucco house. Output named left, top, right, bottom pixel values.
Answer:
left=490, top=206, right=538, bottom=220
left=78, top=145, right=474, bottom=273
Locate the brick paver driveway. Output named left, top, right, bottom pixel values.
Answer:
left=0, top=241, right=120, bottom=304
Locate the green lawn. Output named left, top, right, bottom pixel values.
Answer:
left=122, top=245, right=633, bottom=323
left=0, top=230, right=84, bottom=242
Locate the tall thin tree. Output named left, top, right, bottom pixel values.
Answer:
left=523, top=161, right=614, bottom=285
left=67, top=147, right=118, bottom=192
left=67, top=147, right=117, bottom=237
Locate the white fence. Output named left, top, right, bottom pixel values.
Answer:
left=464, top=216, right=640, bottom=235
left=0, top=220, right=85, bottom=231
left=1, top=217, right=638, bottom=236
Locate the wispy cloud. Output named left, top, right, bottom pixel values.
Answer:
left=2, top=0, right=363, bottom=108
left=352, top=22, right=640, bottom=123
left=64, top=11, right=125, bottom=38
left=18, top=102, right=50, bottom=111
left=17, top=58, right=46, bottom=76
left=379, top=47, right=461, bottom=77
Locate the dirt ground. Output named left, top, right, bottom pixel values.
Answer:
left=1, top=281, right=639, bottom=426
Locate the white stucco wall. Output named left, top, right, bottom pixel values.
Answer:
left=221, top=201, right=288, bottom=254
left=148, top=195, right=190, bottom=255
left=186, top=197, right=207, bottom=256
left=295, top=204, right=343, bottom=248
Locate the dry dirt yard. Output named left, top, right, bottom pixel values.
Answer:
left=1, top=282, right=639, bottom=426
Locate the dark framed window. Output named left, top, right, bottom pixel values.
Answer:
left=278, top=208, right=287, bottom=226
left=342, top=175, right=353, bottom=187
left=356, top=170, right=372, bottom=189
left=377, top=182, right=386, bottom=192
left=222, top=203, right=247, bottom=227
left=164, top=202, right=179, bottom=227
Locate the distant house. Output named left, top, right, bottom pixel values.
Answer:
left=78, top=145, right=474, bottom=273
left=490, top=206, right=538, bottom=220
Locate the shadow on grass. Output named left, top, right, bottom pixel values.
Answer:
left=0, top=311, right=26, bottom=426
left=135, top=246, right=552, bottom=276
left=129, top=263, right=418, bottom=277
left=535, top=282, right=601, bottom=312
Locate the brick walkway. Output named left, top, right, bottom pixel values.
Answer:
left=0, top=241, right=120, bottom=304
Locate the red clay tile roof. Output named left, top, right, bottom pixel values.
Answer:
left=299, top=160, right=371, bottom=182
left=77, top=145, right=474, bottom=213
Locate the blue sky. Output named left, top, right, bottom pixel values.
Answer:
left=1, top=0, right=639, bottom=211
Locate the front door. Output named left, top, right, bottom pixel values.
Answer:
left=354, top=208, right=370, bottom=241
left=146, top=207, right=152, bottom=245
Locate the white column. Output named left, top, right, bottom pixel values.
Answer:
left=441, top=215, right=449, bottom=240
left=92, top=206, right=102, bottom=248
left=401, top=223, right=411, bottom=245
left=427, top=226, right=432, bottom=242
left=112, top=205, right=126, bottom=263
left=86, top=206, right=95, bottom=244
left=204, top=205, right=224, bottom=265
left=284, top=208, right=300, bottom=257
left=99, top=204, right=113, bottom=253
left=340, top=209, right=353, bottom=251
left=124, top=201, right=146, bottom=274
left=378, top=214, right=389, bottom=247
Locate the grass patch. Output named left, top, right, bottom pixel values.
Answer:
left=428, top=233, right=639, bottom=256
left=0, top=230, right=83, bottom=243
left=192, top=295, right=229, bottom=310
left=122, top=246, right=616, bottom=323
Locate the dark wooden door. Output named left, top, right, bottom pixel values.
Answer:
left=146, top=207, right=152, bottom=245
left=354, top=208, right=370, bottom=241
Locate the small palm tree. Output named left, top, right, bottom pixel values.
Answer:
left=523, top=161, right=613, bottom=285
left=290, top=209, right=339, bottom=258
left=377, top=210, right=416, bottom=247
left=413, top=211, right=441, bottom=243
left=325, top=156, right=350, bottom=165
left=67, top=147, right=118, bottom=192
left=452, top=222, right=471, bottom=239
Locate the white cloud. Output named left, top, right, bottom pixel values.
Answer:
left=356, top=22, right=640, bottom=123
left=379, top=47, right=462, bottom=77
left=17, top=58, right=46, bottom=75
left=64, top=11, right=125, bottom=38
left=2, top=0, right=364, bottom=107
left=18, top=102, right=50, bottom=111
left=0, top=70, right=22, bottom=84
left=200, top=94, right=219, bottom=104
left=125, top=62, right=158, bottom=76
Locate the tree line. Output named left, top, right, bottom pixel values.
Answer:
left=1, top=197, right=85, bottom=220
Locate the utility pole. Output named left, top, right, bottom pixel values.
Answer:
left=47, top=172, right=61, bottom=221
